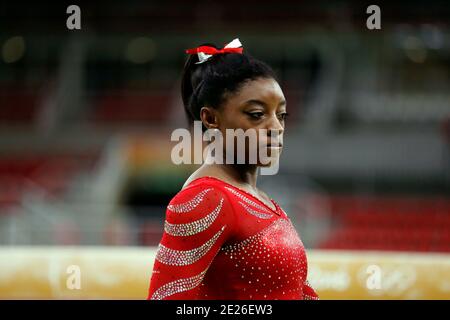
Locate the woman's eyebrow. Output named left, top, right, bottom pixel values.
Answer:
left=242, top=99, right=286, bottom=107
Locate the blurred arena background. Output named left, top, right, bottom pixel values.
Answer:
left=0, top=0, right=449, bottom=299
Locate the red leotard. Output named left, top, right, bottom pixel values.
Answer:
left=148, top=176, right=318, bottom=300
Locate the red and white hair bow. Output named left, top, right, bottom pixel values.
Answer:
left=185, top=38, right=243, bottom=64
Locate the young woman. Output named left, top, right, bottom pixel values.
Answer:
left=148, top=39, right=318, bottom=300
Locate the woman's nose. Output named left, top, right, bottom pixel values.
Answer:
left=267, top=115, right=284, bottom=134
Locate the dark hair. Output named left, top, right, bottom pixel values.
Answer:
left=181, top=42, right=277, bottom=131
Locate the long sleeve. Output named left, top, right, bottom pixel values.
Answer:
left=148, top=184, right=235, bottom=300
left=303, top=280, right=319, bottom=300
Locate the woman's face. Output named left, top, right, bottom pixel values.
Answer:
left=205, top=77, right=287, bottom=167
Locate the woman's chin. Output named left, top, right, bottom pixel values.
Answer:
left=257, top=156, right=281, bottom=167
left=265, top=147, right=282, bottom=159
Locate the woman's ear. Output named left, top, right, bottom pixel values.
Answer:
left=200, top=106, right=219, bottom=129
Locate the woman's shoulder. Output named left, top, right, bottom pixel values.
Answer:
left=167, top=176, right=232, bottom=215
left=180, top=175, right=233, bottom=193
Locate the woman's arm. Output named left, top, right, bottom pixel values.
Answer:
left=148, top=184, right=235, bottom=300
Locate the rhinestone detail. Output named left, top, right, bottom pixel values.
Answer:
left=156, top=226, right=226, bottom=266
left=150, top=268, right=208, bottom=300
left=224, top=186, right=272, bottom=213
left=167, top=188, right=212, bottom=213
left=164, top=198, right=224, bottom=236
left=238, top=201, right=273, bottom=219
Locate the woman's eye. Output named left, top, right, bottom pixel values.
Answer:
left=247, top=112, right=264, bottom=119
left=278, top=112, right=289, bottom=121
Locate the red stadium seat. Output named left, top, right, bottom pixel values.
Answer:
left=318, top=194, right=450, bottom=253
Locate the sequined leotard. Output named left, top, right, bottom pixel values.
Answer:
left=148, top=176, right=318, bottom=300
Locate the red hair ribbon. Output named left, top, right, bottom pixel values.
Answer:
left=185, top=38, right=243, bottom=64
left=185, top=46, right=243, bottom=55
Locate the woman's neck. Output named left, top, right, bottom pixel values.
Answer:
left=221, top=164, right=258, bottom=188
left=202, top=150, right=259, bottom=188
